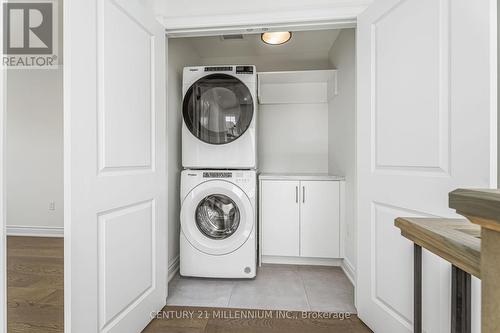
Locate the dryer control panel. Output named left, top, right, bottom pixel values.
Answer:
left=202, top=171, right=232, bottom=178
left=235, top=66, right=254, bottom=74
left=201, top=65, right=254, bottom=74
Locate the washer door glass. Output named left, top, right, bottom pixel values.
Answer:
left=195, top=194, right=241, bottom=239
left=183, top=74, right=254, bottom=145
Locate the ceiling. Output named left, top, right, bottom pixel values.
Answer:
left=182, top=29, right=341, bottom=58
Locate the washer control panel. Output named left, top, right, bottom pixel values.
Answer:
left=197, top=171, right=253, bottom=184
left=233, top=172, right=250, bottom=184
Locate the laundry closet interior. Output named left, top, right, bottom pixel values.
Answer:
left=166, top=28, right=357, bottom=312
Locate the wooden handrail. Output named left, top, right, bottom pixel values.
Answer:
left=449, top=189, right=500, bottom=333
left=395, top=217, right=479, bottom=332
left=395, top=218, right=480, bottom=278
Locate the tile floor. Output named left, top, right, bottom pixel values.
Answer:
left=167, top=264, right=356, bottom=313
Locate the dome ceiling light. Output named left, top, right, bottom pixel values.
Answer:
left=261, top=31, right=292, bottom=45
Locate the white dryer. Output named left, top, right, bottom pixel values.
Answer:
left=180, top=169, right=256, bottom=278
left=182, top=65, right=257, bottom=169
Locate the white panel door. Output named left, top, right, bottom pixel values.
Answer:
left=357, top=0, right=496, bottom=332
left=300, top=181, right=340, bottom=258
left=64, top=0, right=167, bottom=332
left=261, top=180, right=300, bottom=256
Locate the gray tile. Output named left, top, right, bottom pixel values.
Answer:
left=168, top=273, right=181, bottom=289
left=167, top=275, right=235, bottom=307
left=167, top=264, right=356, bottom=313
left=299, top=266, right=352, bottom=290
left=298, top=266, right=356, bottom=313
left=228, top=264, right=310, bottom=311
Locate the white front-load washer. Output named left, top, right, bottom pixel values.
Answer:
left=180, top=169, right=256, bottom=278
left=182, top=65, right=257, bottom=169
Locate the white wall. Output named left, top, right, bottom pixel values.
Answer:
left=258, top=103, right=329, bottom=173
left=327, top=29, right=356, bottom=271
left=167, top=39, right=201, bottom=269
left=6, top=69, right=64, bottom=229
left=5, top=0, right=64, bottom=233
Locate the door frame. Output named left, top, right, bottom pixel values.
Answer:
left=159, top=2, right=364, bottom=38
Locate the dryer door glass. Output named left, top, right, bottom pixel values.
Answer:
left=183, top=74, right=254, bottom=145
left=195, top=194, right=241, bottom=239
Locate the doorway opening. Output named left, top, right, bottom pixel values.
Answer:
left=159, top=27, right=359, bottom=328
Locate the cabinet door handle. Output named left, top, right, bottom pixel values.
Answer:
left=295, top=186, right=298, bottom=203
left=302, top=186, right=305, bottom=203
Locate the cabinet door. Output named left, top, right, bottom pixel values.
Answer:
left=300, top=181, right=340, bottom=258
left=261, top=180, right=300, bottom=256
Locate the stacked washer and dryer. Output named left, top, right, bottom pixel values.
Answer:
left=180, top=65, right=258, bottom=278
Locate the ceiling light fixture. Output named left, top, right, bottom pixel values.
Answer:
left=261, top=31, right=292, bottom=45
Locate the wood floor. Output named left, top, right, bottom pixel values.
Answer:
left=143, top=306, right=372, bottom=333
left=6, top=236, right=371, bottom=333
left=7, top=236, right=64, bottom=333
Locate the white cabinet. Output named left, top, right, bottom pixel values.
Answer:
left=259, top=174, right=343, bottom=262
left=300, top=180, right=340, bottom=258
left=260, top=180, right=300, bottom=256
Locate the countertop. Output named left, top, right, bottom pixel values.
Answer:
left=258, top=173, right=345, bottom=181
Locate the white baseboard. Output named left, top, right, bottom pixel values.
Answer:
left=6, top=225, right=64, bottom=238
left=341, top=258, right=356, bottom=286
left=168, top=255, right=180, bottom=282
left=261, top=255, right=342, bottom=267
